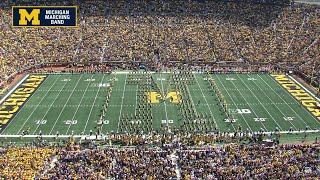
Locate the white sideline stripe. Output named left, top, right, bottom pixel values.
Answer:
left=36, top=71, right=202, bottom=75
left=288, top=75, right=320, bottom=102
left=113, top=71, right=165, bottom=74
left=1, top=130, right=319, bottom=138
left=113, top=71, right=202, bottom=74
left=0, top=74, right=29, bottom=105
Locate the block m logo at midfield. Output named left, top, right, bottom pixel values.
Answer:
left=18, top=9, right=40, bottom=25
left=147, top=91, right=181, bottom=104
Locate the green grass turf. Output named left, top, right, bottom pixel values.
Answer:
left=1, top=72, right=319, bottom=135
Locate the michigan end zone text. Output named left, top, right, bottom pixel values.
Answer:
left=0, top=75, right=46, bottom=132
left=272, top=74, right=320, bottom=120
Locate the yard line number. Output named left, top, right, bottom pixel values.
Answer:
left=224, top=118, right=237, bottom=123
left=226, top=78, right=236, bottom=81
left=284, top=117, right=294, bottom=121
left=35, top=120, right=47, bottom=125
left=64, top=120, right=77, bottom=125
left=230, top=109, right=252, bottom=114
left=162, top=120, right=174, bottom=124
left=254, top=118, right=267, bottom=122
left=85, top=78, right=95, bottom=82
left=61, top=79, right=71, bottom=82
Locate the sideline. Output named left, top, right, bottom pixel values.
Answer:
left=288, top=75, right=320, bottom=102
left=0, top=74, right=29, bottom=105
left=0, top=130, right=318, bottom=138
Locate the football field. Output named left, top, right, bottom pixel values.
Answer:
left=0, top=71, right=319, bottom=136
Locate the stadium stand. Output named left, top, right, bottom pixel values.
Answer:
left=0, top=147, right=54, bottom=179
left=0, top=0, right=319, bottom=179
left=0, top=0, right=319, bottom=87
left=1, top=143, right=312, bottom=179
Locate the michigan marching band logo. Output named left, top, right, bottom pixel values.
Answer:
left=12, top=6, right=77, bottom=27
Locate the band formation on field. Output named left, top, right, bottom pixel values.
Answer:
left=0, top=70, right=319, bottom=137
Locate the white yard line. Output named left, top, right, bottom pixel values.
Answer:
left=131, top=74, right=140, bottom=119
left=66, top=74, right=94, bottom=134
left=205, top=75, right=237, bottom=131
left=226, top=74, right=269, bottom=131
left=194, top=75, right=218, bottom=129
left=235, top=74, right=283, bottom=131
left=160, top=73, right=169, bottom=124
left=0, top=74, right=29, bottom=105
left=258, top=74, right=310, bottom=127
left=16, top=75, right=61, bottom=134
left=248, top=74, right=298, bottom=130
left=215, top=75, right=252, bottom=132
left=28, top=75, right=72, bottom=135
left=116, top=74, right=128, bottom=133
left=270, top=75, right=320, bottom=126
left=185, top=83, right=198, bottom=117
left=83, top=74, right=106, bottom=133
left=134, top=84, right=138, bottom=116
left=100, top=76, right=113, bottom=132
left=48, top=75, right=83, bottom=134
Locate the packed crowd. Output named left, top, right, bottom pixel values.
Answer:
left=29, top=143, right=318, bottom=179
left=92, top=131, right=282, bottom=147
left=0, top=0, right=319, bottom=87
left=41, top=147, right=177, bottom=179
left=0, top=1, right=319, bottom=178
left=0, top=134, right=318, bottom=179
left=177, top=143, right=320, bottom=179
left=298, top=57, right=320, bottom=87
left=0, top=147, right=55, bottom=179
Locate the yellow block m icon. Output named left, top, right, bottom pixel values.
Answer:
left=147, top=91, right=181, bottom=104
left=19, top=9, right=40, bottom=25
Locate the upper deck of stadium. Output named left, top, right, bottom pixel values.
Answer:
left=0, top=0, right=319, bottom=88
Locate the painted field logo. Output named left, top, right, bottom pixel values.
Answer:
left=272, top=74, right=320, bottom=120
left=0, top=75, right=46, bottom=132
left=147, top=91, right=181, bottom=104
left=12, top=6, right=77, bottom=27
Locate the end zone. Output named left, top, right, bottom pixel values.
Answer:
left=0, top=75, right=47, bottom=132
